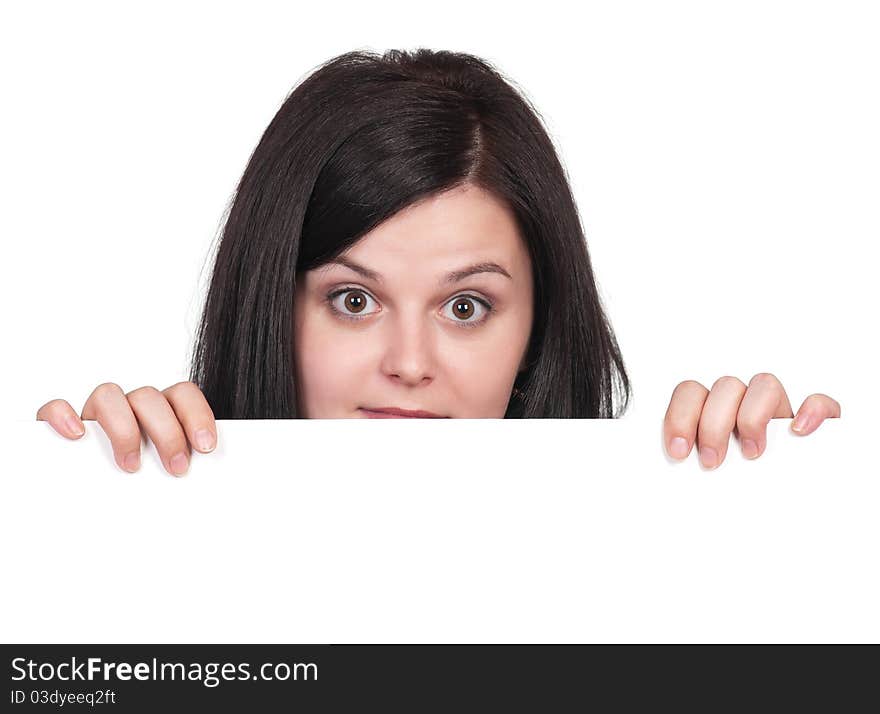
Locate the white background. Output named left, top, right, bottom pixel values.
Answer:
left=1, top=1, right=877, bottom=643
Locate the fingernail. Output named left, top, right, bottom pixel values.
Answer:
left=742, top=439, right=759, bottom=459
left=65, top=416, right=85, bottom=436
left=170, top=452, right=189, bottom=476
left=669, top=437, right=689, bottom=459
left=792, top=413, right=811, bottom=433
left=195, top=428, right=215, bottom=452
left=123, top=452, right=140, bottom=473
left=700, top=446, right=718, bottom=469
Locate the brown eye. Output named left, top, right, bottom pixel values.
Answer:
left=343, top=290, right=368, bottom=314
left=452, top=297, right=475, bottom=320
left=327, top=288, right=378, bottom=321
left=443, top=294, right=492, bottom=328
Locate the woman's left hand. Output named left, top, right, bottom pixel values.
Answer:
left=663, top=372, right=841, bottom=469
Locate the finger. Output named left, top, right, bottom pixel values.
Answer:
left=36, top=399, right=86, bottom=439
left=735, top=372, right=794, bottom=460
left=696, top=376, right=747, bottom=469
left=81, top=383, right=143, bottom=473
left=125, top=386, right=191, bottom=477
left=791, top=393, right=842, bottom=436
left=161, top=381, right=217, bottom=454
left=664, top=380, right=710, bottom=460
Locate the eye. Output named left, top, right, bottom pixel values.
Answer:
left=441, top=294, right=493, bottom=328
left=326, top=287, right=379, bottom=321
left=325, top=287, right=495, bottom=328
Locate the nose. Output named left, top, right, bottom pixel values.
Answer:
left=379, top=309, right=437, bottom=387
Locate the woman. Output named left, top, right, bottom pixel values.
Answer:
left=35, top=48, right=840, bottom=475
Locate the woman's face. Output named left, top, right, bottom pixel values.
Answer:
left=293, top=183, right=534, bottom=418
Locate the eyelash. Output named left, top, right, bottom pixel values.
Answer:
left=325, top=286, right=495, bottom=329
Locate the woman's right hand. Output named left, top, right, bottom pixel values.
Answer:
left=36, top=382, right=217, bottom=476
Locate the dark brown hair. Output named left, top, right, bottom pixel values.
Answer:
left=190, top=48, right=631, bottom=418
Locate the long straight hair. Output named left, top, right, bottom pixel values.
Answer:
left=190, top=48, right=631, bottom=418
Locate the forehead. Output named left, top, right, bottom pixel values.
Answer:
left=340, top=184, right=527, bottom=271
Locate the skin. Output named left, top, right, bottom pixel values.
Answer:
left=35, top=183, right=841, bottom=475
left=663, top=374, right=840, bottom=469
left=292, top=183, right=533, bottom=419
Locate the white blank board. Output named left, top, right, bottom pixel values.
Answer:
left=0, top=417, right=873, bottom=644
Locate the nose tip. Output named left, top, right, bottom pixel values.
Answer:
left=381, top=313, right=436, bottom=385
left=386, top=366, right=432, bottom=387
left=389, top=374, right=432, bottom=389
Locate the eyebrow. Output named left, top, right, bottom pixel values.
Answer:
left=327, top=256, right=512, bottom=284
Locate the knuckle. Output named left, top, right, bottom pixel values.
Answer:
left=667, top=421, right=694, bottom=440
left=749, top=372, right=781, bottom=389
left=114, top=429, right=143, bottom=448
left=163, top=380, right=198, bottom=396
left=698, top=431, right=726, bottom=449
left=163, top=381, right=215, bottom=420
left=665, top=407, right=695, bottom=430
left=158, top=436, right=189, bottom=459
left=736, top=414, right=765, bottom=434
left=126, top=385, right=163, bottom=404
left=712, top=375, right=745, bottom=390
left=698, top=422, right=728, bottom=443
left=672, top=379, right=705, bottom=397
left=802, top=393, right=827, bottom=410
left=92, top=382, right=124, bottom=402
